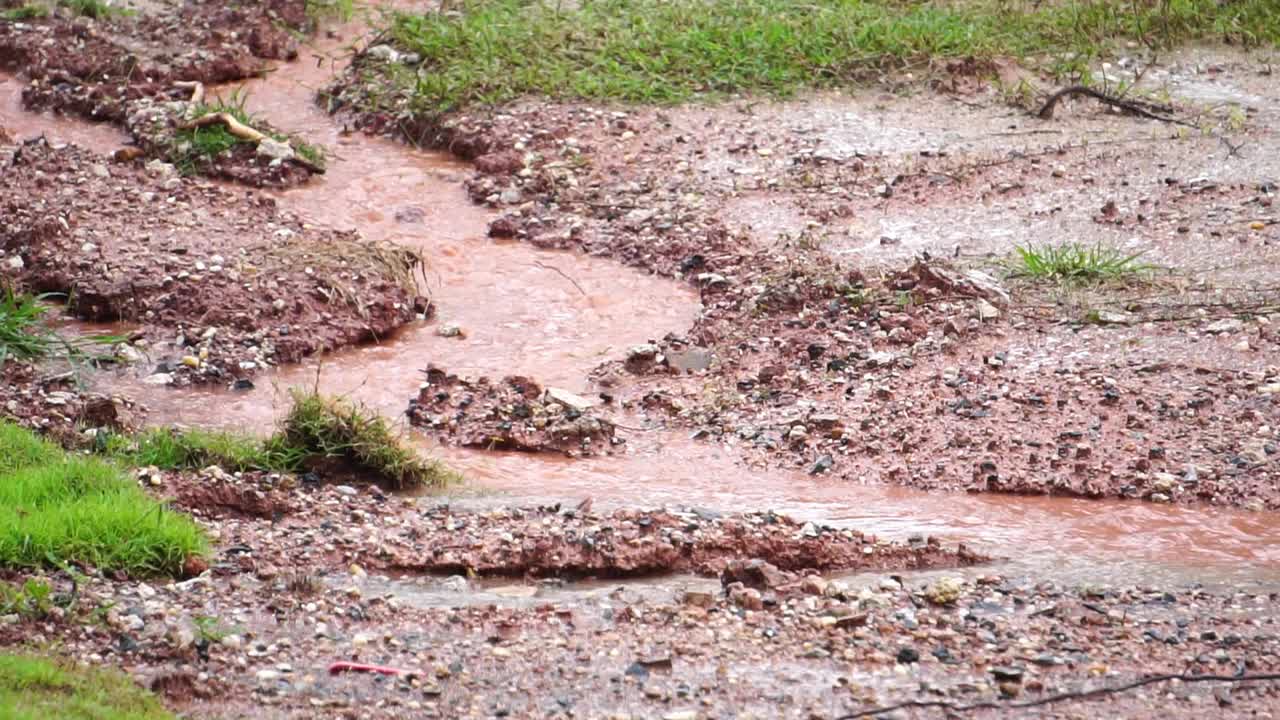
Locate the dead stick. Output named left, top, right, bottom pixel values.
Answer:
left=1037, top=85, right=1191, bottom=127
left=532, top=261, right=587, bottom=296
left=173, top=80, right=204, bottom=105
left=178, top=112, right=268, bottom=143
left=178, top=113, right=326, bottom=174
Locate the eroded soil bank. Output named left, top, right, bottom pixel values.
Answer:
left=0, top=0, right=322, bottom=185
left=2, top=2, right=1279, bottom=719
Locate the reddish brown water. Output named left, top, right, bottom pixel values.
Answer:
left=0, top=71, right=128, bottom=148
left=8, top=21, right=1277, bottom=588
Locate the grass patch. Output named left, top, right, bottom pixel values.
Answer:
left=171, top=92, right=255, bottom=175
left=0, top=578, right=54, bottom=620
left=0, top=422, right=206, bottom=577
left=293, top=138, right=328, bottom=169
left=58, top=0, right=124, bottom=19
left=0, top=653, right=176, bottom=720
left=307, top=0, right=354, bottom=23
left=103, top=427, right=304, bottom=474
left=104, top=390, right=455, bottom=490
left=378, top=0, right=1280, bottom=112
left=280, top=389, right=457, bottom=489
left=1010, top=242, right=1151, bottom=282
left=0, top=287, right=120, bottom=369
left=171, top=90, right=326, bottom=174
left=0, top=3, right=49, bottom=20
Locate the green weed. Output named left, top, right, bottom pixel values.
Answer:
left=292, top=138, right=328, bottom=169
left=0, top=287, right=121, bottom=369
left=192, top=615, right=237, bottom=643
left=59, top=0, right=126, bottom=19
left=104, top=427, right=304, bottom=474
left=1011, top=242, right=1151, bottom=282
left=375, top=0, right=1280, bottom=113
left=0, top=653, right=176, bottom=720
left=102, top=390, right=455, bottom=489
left=0, top=422, right=207, bottom=577
left=0, top=579, right=54, bottom=619
left=0, top=3, right=49, bottom=20
left=306, top=0, right=355, bottom=23
left=281, top=389, right=458, bottom=490
left=171, top=90, right=327, bottom=173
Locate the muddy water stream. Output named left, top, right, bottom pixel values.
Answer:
left=1, top=72, right=128, bottom=148
left=5, top=24, right=1278, bottom=593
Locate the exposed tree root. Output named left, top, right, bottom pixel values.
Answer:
left=1037, top=85, right=1191, bottom=126
left=174, top=81, right=325, bottom=174
left=178, top=112, right=269, bottom=142
left=838, top=672, right=1280, bottom=719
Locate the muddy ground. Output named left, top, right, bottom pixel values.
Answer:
left=2, top=1, right=1280, bottom=719
left=0, top=136, right=426, bottom=390
left=0, top=0, right=322, bottom=185
left=330, top=43, right=1280, bottom=511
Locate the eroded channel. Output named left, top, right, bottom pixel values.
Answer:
left=6, top=21, right=1278, bottom=594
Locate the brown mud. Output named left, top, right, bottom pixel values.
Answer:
left=326, top=38, right=1280, bottom=512
left=0, top=137, right=425, bottom=385
left=2, top=4, right=1280, bottom=719
left=62, top=15, right=1277, bottom=585
left=0, top=0, right=320, bottom=185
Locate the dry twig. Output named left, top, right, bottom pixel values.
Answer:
left=1037, top=85, right=1192, bottom=127
left=836, top=672, right=1280, bottom=719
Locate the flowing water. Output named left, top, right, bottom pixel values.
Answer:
left=5, top=21, right=1279, bottom=593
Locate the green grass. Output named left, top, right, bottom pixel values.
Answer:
left=172, top=90, right=326, bottom=174
left=0, top=654, right=176, bottom=720
left=0, top=287, right=120, bottom=369
left=278, top=389, right=458, bottom=489
left=0, top=578, right=54, bottom=620
left=1010, top=242, right=1151, bottom=282
left=60, top=0, right=121, bottom=18
left=105, top=427, right=305, bottom=474
left=293, top=138, right=328, bottom=168
left=0, top=422, right=207, bottom=577
left=373, top=0, right=1280, bottom=112
left=307, top=0, right=354, bottom=23
left=0, top=3, right=49, bottom=20
left=171, top=92, right=256, bottom=174
left=103, top=390, right=456, bottom=489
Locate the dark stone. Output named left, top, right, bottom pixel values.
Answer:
left=895, top=647, right=920, bottom=664
left=990, top=666, right=1024, bottom=682
left=810, top=454, right=834, bottom=475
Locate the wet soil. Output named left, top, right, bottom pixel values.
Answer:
left=327, top=40, right=1280, bottom=512
left=3, top=4, right=1280, bottom=719
left=0, top=136, right=425, bottom=386
left=0, top=0, right=320, bottom=185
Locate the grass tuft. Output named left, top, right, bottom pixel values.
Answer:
left=59, top=0, right=126, bottom=19
left=103, top=390, right=456, bottom=489
left=0, top=287, right=121, bottom=369
left=1011, top=242, right=1151, bottom=282
left=0, top=653, right=176, bottom=720
left=280, top=389, right=458, bottom=490
left=104, top=427, right=305, bottom=474
left=171, top=90, right=327, bottom=174
left=0, top=578, right=54, bottom=620
left=0, top=422, right=207, bottom=577
left=374, top=0, right=1280, bottom=113
left=0, top=3, right=49, bottom=20
left=306, top=0, right=354, bottom=24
